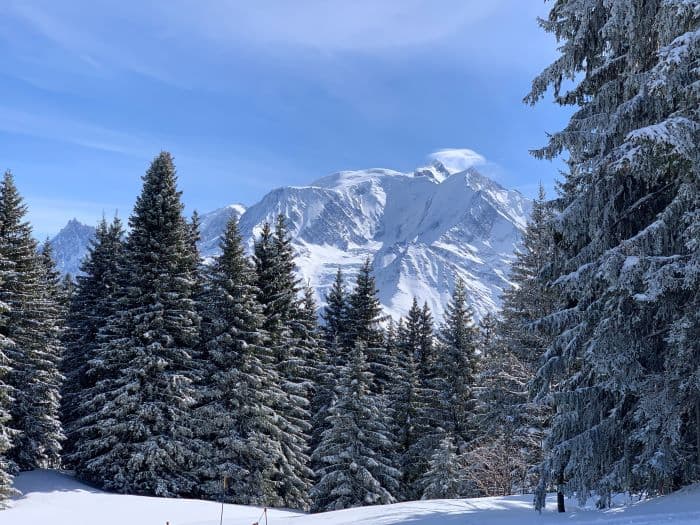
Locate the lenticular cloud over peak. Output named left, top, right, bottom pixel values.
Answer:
left=429, top=148, right=486, bottom=174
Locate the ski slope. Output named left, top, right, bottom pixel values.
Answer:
left=3, top=470, right=700, bottom=525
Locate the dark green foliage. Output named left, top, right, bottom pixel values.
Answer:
left=62, top=217, right=125, bottom=466
left=71, top=152, right=200, bottom=496
left=193, top=216, right=285, bottom=505
left=0, top=173, right=64, bottom=471
left=311, top=342, right=399, bottom=511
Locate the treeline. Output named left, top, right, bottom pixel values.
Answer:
left=0, top=153, right=550, bottom=511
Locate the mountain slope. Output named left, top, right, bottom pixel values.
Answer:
left=232, top=162, right=529, bottom=321
left=50, top=163, right=530, bottom=321
left=49, top=219, right=96, bottom=276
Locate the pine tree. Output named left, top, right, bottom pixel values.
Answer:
left=192, top=216, right=285, bottom=505
left=419, top=302, right=434, bottom=372
left=391, top=344, right=430, bottom=501
left=420, top=436, right=464, bottom=500
left=0, top=172, right=64, bottom=470
left=29, top=241, right=65, bottom=467
left=0, top=249, right=17, bottom=506
left=311, top=269, right=348, bottom=470
left=434, top=279, right=479, bottom=450
left=72, top=152, right=199, bottom=496
left=297, top=283, right=322, bottom=419
left=310, top=342, right=399, bottom=511
left=61, top=217, right=125, bottom=467
left=404, top=298, right=423, bottom=362
left=346, top=258, right=391, bottom=394
left=526, top=0, right=700, bottom=508
left=253, top=215, right=313, bottom=509
left=321, top=268, right=348, bottom=349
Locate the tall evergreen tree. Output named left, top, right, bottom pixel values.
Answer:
left=391, top=343, right=431, bottom=501
left=192, top=216, right=286, bottom=505
left=434, top=279, right=479, bottom=450
left=346, top=258, right=391, bottom=394
left=321, top=268, right=348, bottom=348
left=0, top=172, right=63, bottom=470
left=0, top=249, right=16, bottom=506
left=526, top=0, right=700, bottom=508
left=61, top=217, right=125, bottom=467
left=71, top=152, right=200, bottom=496
left=253, top=215, right=313, bottom=509
left=311, top=342, right=399, bottom=511
left=311, top=269, right=348, bottom=470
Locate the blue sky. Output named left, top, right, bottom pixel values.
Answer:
left=0, top=0, right=569, bottom=238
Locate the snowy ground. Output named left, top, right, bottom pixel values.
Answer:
left=2, top=470, right=700, bottom=525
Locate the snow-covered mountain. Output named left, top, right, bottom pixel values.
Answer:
left=50, top=219, right=96, bottom=277
left=197, top=203, right=247, bottom=256
left=50, top=162, right=530, bottom=321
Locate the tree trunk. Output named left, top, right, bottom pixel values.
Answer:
left=557, top=472, right=566, bottom=513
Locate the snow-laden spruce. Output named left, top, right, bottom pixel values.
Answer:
left=310, top=342, right=400, bottom=511
left=253, top=216, right=314, bottom=510
left=434, top=279, right=480, bottom=451
left=70, top=152, right=200, bottom=496
left=526, top=0, right=700, bottom=508
left=0, top=242, right=15, bottom=507
left=0, top=172, right=64, bottom=472
left=62, top=217, right=125, bottom=469
left=192, top=216, right=285, bottom=505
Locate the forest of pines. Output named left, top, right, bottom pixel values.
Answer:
left=0, top=153, right=543, bottom=511
left=0, top=0, right=698, bottom=515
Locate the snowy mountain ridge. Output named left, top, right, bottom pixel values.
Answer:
left=50, top=161, right=531, bottom=321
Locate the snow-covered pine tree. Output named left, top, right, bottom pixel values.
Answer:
left=346, top=258, right=392, bottom=395
left=253, top=215, right=313, bottom=509
left=321, top=267, right=348, bottom=349
left=186, top=210, right=204, bottom=296
left=0, top=172, right=63, bottom=470
left=61, top=217, right=125, bottom=467
left=311, top=269, right=348, bottom=473
left=296, top=284, right=322, bottom=417
left=26, top=241, right=66, bottom=467
left=71, top=152, right=200, bottom=496
left=403, top=298, right=423, bottom=362
left=419, top=435, right=464, bottom=500
left=419, top=302, right=434, bottom=372
left=526, top=0, right=699, bottom=508
left=500, top=184, right=555, bottom=368
left=402, top=298, right=437, bottom=379
left=390, top=342, right=430, bottom=501
left=192, top=216, right=285, bottom=505
left=0, top=248, right=16, bottom=506
left=434, top=278, right=479, bottom=451
left=310, top=342, right=399, bottom=511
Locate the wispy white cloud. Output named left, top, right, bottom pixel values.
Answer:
left=429, top=148, right=486, bottom=174
left=167, top=0, right=505, bottom=53
left=0, top=106, right=157, bottom=156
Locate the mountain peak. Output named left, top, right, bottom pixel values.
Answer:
left=51, top=163, right=530, bottom=320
